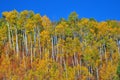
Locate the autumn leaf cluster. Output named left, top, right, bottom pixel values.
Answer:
left=0, top=10, right=120, bottom=80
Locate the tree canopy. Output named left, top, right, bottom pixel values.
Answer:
left=0, top=10, right=120, bottom=80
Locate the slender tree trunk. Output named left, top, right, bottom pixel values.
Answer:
left=88, top=66, right=91, bottom=80
left=117, top=39, right=120, bottom=55
left=37, top=27, right=42, bottom=59
left=22, top=39, right=26, bottom=69
left=79, top=59, right=82, bottom=79
left=60, top=47, right=63, bottom=65
left=11, top=30, right=15, bottom=53
left=56, top=41, right=59, bottom=62
left=72, top=59, right=74, bottom=67
left=7, top=22, right=12, bottom=49
left=30, top=34, right=33, bottom=65
left=55, top=36, right=58, bottom=62
left=99, top=47, right=103, bottom=61
left=52, top=36, right=54, bottom=60
left=15, top=26, right=19, bottom=57
left=33, top=28, right=36, bottom=58
left=104, top=44, right=107, bottom=64
left=74, top=52, right=76, bottom=66
left=96, top=67, right=99, bottom=80
left=63, top=58, right=68, bottom=80
left=24, top=30, right=28, bottom=56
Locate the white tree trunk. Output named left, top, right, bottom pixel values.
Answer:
left=7, top=22, right=12, bottom=49
left=15, top=26, right=19, bottom=57
left=24, top=30, right=28, bottom=56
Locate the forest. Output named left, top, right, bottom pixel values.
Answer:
left=0, top=10, right=120, bottom=80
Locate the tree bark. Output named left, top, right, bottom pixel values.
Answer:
left=7, top=22, right=12, bottom=49
left=15, top=26, right=19, bottom=57
left=24, top=30, right=28, bottom=56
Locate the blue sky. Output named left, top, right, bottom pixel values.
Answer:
left=0, top=0, right=120, bottom=21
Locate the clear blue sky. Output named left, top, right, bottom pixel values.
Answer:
left=0, top=0, right=120, bottom=21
